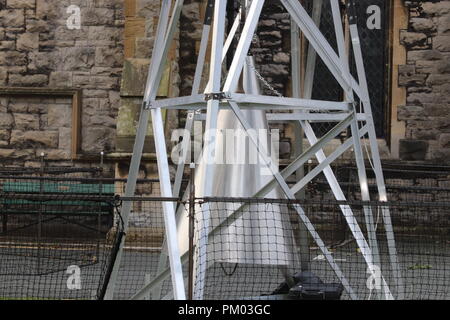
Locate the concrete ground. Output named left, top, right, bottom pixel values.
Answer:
left=1, top=240, right=447, bottom=300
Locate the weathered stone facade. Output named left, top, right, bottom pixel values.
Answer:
left=0, top=0, right=124, bottom=168
left=115, top=0, right=180, bottom=155
left=0, top=94, right=72, bottom=163
left=398, top=0, right=450, bottom=161
left=1, top=0, right=449, bottom=169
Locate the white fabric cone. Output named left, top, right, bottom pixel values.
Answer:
left=176, top=56, right=296, bottom=267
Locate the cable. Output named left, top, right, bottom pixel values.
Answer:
left=220, top=262, right=238, bottom=276
left=355, top=100, right=381, bottom=232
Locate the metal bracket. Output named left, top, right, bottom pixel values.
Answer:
left=142, top=101, right=152, bottom=110
left=204, top=92, right=230, bottom=101
left=346, top=0, right=357, bottom=24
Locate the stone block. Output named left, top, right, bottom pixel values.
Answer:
left=47, top=105, right=72, bottom=128
left=0, top=68, right=6, bottom=85
left=28, top=51, right=52, bottom=72
left=273, top=52, right=290, bottom=64
left=88, top=26, right=122, bottom=41
left=0, top=148, right=34, bottom=159
left=260, top=63, right=289, bottom=76
left=6, top=0, right=35, bottom=8
left=95, top=46, right=124, bottom=67
left=124, top=17, right=145, bottom=39
left=0, top=52, right=27, bottom=66
left=408, top=49, right=443, bottom=62
left=399, top=73, right=427, bottom=86
left=410, top=17, right=436, bottom=33
left=8, top=74, right=48, bottom=87
left=406, top=92, right=440, bottom=104
left=423, top=103, right=449, bottom=117
left=49, top=71, right=73, bottom=87
left=16, top=32, right=39, bottom=51
left=434, top=35, right=450, bottom=51
left=136, top=0, right=160, bottom=19
left=399, top=139, right=429, bottom=161
left=400, top=31, right=428, bottom=48
left=134, top=37, right=153, bottom=59
left=81, top=7, right=115, bottom=26
left=58, top=127, right=72, bottom=152
left=397, top=105, right=424, bottom=121
left=439, top=133, right=450, bottom=148
left=82, top=126, right=115, bottom=153
left=60, top=47, right=95, bottom=71
left=0, top=112, right=13, bottom=129
left=13, top=113, right=39, bottom=130
left=426, top=74, right=450, bottom=86
left=35, top=0, right=58, bottom=20
left=36, top=149, right=71, bottom=160
left=0, top=40, right=15, bottom=50
left=26, top=19, right=48, bottom=32
left=0, top=9, right=24, bottom=27
left=421, top=2, right=450, bottom=16
left=10, top=130, right=59, bottom=148
left=0, top=128, right=10, bottom=141
left=437, top=16, right=450, bottom=34
left=120, top=58, right=149, bottom=96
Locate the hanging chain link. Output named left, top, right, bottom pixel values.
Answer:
left=245, top=59, right=284, bottom=98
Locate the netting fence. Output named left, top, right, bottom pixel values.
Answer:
left=1, top=166, right=449, bottom=300
left=0, top=166, right=124, bottom=300
left=189, top=197, right=448, bottom=300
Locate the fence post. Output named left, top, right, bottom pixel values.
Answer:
left=144, top=273, right=152, bottom=300
left=97, top=151, right=105, bottom=258
left=188, top=162, right=196, bottom=300
left=37, top=152, right=45, bottom=274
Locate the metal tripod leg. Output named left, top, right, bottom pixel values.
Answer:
left=193, top=0, right=227, bottom=300
left=232, top=101, right=397, bottom=299
left=153, top=0, right=215, bottom=300
left=128, top=119, right=372, bottom=300
left=289, top=0, right=323, bottom=273
left=104, top=0, right=186, bottom=300
left=347, top=0, right=404, bottom=299
left=227, top=101, right=358, bottom=299
left=329, top=0, right=382, bottom=299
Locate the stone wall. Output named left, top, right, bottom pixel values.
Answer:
left=0, top=0, right=124, bottom=168
left=398, top=0, right=450, bottom=161
left=1, top=0, right=450, bottom=168
left=115, top=0, right=180, bottom=155
left=0, top=94, right=73, bottom=163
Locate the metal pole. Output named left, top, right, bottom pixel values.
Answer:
left=223, top=0, right=266, bottom=93
left=330, top=0, right=383, bottom=299
left=347, top=0, right=404, bottom=299
left=281, top=0, right=362, bottom=97
left=227, top=101, right=358, bottom=299
left=104, top=0, right=186, bottom=300
left=97, top=151, right=104, bottom=261
left=290, top=0, right=323, bottom=273
left=193, top=0, right=227, bottom=300
left=188, top=162, right=195, bottom=300
left=37, top=152, right=45, bottom=275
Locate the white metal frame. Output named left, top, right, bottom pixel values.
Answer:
left=104, top=0, right=404, bottom=301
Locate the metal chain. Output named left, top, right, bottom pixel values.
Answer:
left=245, top=59, right=284, bottom=98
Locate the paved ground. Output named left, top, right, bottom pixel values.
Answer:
left=2, top=240, right=447, bottom=300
